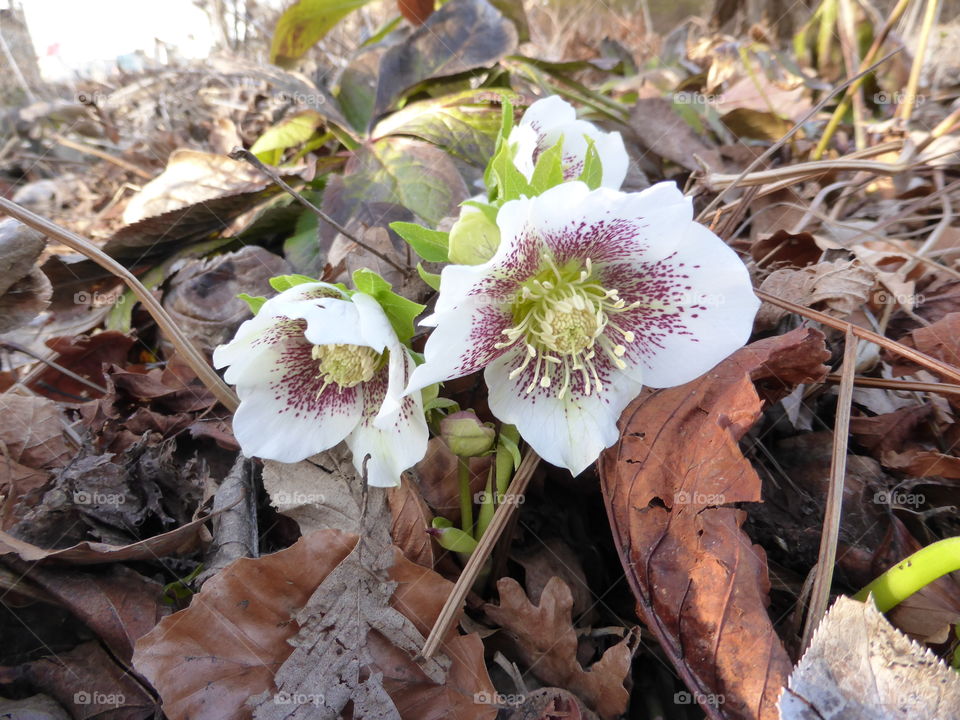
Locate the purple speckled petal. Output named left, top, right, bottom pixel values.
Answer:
left=600, top=222, right=760, bottom=388
left=230, top=332, right=362, bottom=462
left=484, top=346, right=644, bottom=475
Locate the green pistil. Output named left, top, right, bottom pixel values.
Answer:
left=495, top=256, right=639, bottom=399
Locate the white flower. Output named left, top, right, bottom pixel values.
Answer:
left=406, top=182, right=760, bottom=475
left=508, top=95, right=628, bottom=189
left=213, top=282, right=428, bottom=487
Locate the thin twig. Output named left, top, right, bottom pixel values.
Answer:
left=802, top=327, right=857, bottom=651
left=754, top=288, right=960, bottom=384
left=0, top=341, right=109, bottom=395
left=421, top=449, right=540, bottom=658
left=696, top=49, right=902, bottom=223
left=229, top=148, right=408, bottom=275
left=0, top=198, right=239, bottom=411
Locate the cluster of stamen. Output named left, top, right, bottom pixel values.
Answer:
left=312, top=343, right=379, bottom=396
left=494, top=256, right=639, bottom=399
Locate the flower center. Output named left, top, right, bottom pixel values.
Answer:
left=495, top=256, right=639, bottom=399
left=312, top=343, right=379, bottom=389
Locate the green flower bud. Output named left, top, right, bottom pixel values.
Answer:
left=440, top=410, right=496, bottom=457
left=447, top=205, right=500, bottom=265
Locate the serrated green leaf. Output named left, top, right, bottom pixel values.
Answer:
left=530, top=137, right=565, bottom=193
left=269, top=274, right=319, bottom=292
left=390, top=221, right=449, bottom=263
left=417, top=262, right=442, bottom=291
left=351, top=268, right=425, bottom=344
left=270, top=0, right=374, bottom=67
left=579, top=136, right=603, bottom=189
left=237, top=293, right=267, bottom=315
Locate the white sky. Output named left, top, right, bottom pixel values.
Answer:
left=19, top=0, right=217, bottom=80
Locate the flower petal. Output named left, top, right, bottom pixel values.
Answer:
left=406, top=301, right=512, bottom=393
left=348, top=353, right=428, bottom=487
left=606, top=222, right=760, bottom=388
left=484, top=347, right=643, bottom=475
left=230, top=341, right=363, bottom=462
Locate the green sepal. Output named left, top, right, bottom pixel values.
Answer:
left=417, top=262, right=442, bottom=291
left=578, top=136, right=603, bottom=189
left=352, top=268, right=425, bottom=344
left=237, top=293, right=267, bottom=315
left=530, top=136, right=565, bottom=193
left=390, top=221, right=449, bottom=263
left=269, top=274, right=320, bottom=292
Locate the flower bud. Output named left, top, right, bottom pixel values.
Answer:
left=440, top=410, right=496, bottom=457
left=447, top=205, right=500, bottom=265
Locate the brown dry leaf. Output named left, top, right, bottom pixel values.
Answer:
left=122, top=149, right=267, bottom=224
left=261, top=447, right=365, bottom=534
left=756, top=260, right=876, bottom=328
left=599, top=328, right=831, bottom=720
left=484, top=576, right=635, bottom=720
left=779, top=596, right=960, bottom=719
left=134, top=526, right=496, bottom=720
left=0, top=393, right=73, bottom=469
left=387, top=473, right=435, bottom=567
left=629, top=97, right=723, bottom=172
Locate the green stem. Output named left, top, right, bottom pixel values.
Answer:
left=458, top=458, right=474, bottom=536
left=854, top=536, right=960, bottom=612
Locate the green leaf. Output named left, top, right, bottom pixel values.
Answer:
left=351, top=268, right=425, bottom=344
left=390, top=221, right=449, bottom=263
left=372, top=89, right=518, bottom=166
left=250, top=111, right=325, bottom=162
left=417, top=262, right=442, bottom=291
left=270, top=0, right=374, bottom=67
left=237, top=293, right=267, bottom=315
left=530, top=137, right=565, bottom=193
left=269, top=274, right=319, bottom=292
left=579, top=136, right=603, bottom=189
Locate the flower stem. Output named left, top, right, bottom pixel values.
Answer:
left=853, top=536, right=960, bottom=612
left=458, top=458, right=474, bottom=536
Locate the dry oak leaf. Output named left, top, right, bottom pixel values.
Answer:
left=779, top=596, right=960, bottom=719
left=133, top=528, right=496, bottom=720
left=484, top=576, right=636, bottom=720
left=755, top=260, right=876, bottom=328
left=599, top=327, right=831, bottom=720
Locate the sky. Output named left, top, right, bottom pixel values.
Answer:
left=18, top=0, right=218, bottom=80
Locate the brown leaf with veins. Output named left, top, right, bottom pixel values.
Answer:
left=599, top=328, right=830, bottom=720
left=484, top=576, right=635, bottom=720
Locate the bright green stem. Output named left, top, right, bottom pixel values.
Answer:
left=854, top=536, right=960, bottom=612
left=458, top=458, right=474, bottom=536
left=476, top=469, right=495, bottom=541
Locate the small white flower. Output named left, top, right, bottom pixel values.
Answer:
left=406, top=182, right=759, bottom=475
left=213, top=282, right=427, bottom=487
left=509, top=95, right=628, bottom=189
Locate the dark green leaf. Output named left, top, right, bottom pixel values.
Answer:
left=374, top=0, right=518, bottom=117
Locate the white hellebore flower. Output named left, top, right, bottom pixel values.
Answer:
left=406, top=182, right=760, bottom=475
left=213, top=282, right=427, bottom=487
left=509, top=95, right=628, bottom=189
